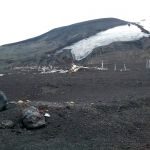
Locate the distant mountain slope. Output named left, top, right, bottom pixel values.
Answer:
left=0, top=18, right=150, bottom=71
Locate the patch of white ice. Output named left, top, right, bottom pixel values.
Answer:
left=138, top=19, right=150, bottom=32
left=64, top=24, right=150, bottom=60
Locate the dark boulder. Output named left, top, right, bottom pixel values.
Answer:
left=22, top=106, right=46, bottom=129
left=0, top=91, right=8, bottom=111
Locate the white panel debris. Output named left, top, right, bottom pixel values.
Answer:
left=44, top=113, right=50, bottom=118
left=0, top=74, right=4, bottom=77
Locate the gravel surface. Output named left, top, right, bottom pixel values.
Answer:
left=0, top=70, right=150, bottom=150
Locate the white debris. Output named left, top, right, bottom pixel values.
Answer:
left=66, top=101, right=75, bottom=106
left=94, top=67, right=108, bottom=71
left=17, top=100, right=31, bottom=105
left=70, top=64, right=80, bottom=72
left=44, top=113, right=50, bottom=117
left=39, top=66, right=68, bottom=74
left=17, top=100, right=24, bottom=104
left=0, top=74, right=4, bottom=77
left=69, top=63, right=89, bottom=73
left=26, top=100, right=31, bottom=103
left=55, top=69, right=68, bottom=74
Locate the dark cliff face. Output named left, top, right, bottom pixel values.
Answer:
left=0, top=17, right=150, bottom=71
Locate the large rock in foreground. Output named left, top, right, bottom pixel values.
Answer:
left=22, top=106, right=46, bottom=129
left=0, top=91, right=8, bottom=111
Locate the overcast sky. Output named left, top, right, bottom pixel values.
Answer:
left=0, top=0, right=149, bottom=45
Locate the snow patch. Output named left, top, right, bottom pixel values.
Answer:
left=63, top=24, right=150, bottom=60
left=138, top=19, right=150, bottom=32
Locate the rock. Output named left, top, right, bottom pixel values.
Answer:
left=0, top=120, right=14, bottom=129
left=17, top=99, right=31, bottom=109
left=22, top=106, right=46, bottom=129
left=0, top=91, right=8, bottom=111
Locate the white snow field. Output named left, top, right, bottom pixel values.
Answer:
left=138, top=19, right=150, bottom=32
left=63, top=24, right=150, bottom=60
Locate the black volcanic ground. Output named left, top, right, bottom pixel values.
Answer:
left=0, top=68, right=150, bottom=150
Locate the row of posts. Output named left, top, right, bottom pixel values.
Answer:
left=100, top=59, right=150, bottom=71
left=41, top=59, right=150, bottom=73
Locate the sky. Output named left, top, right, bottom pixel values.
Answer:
left=0, top=0, right=149, bottom=45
